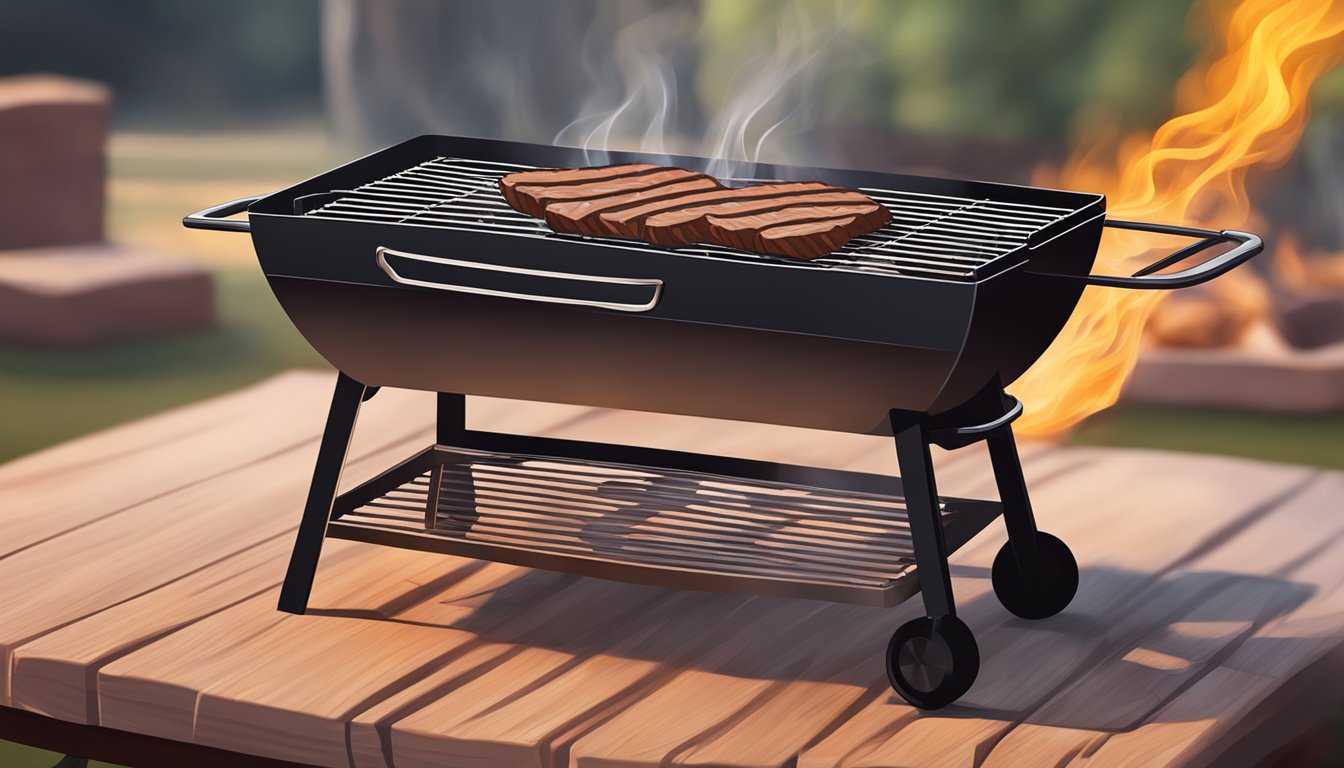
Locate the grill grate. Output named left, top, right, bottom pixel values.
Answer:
left=329, top=446, right=1003, bottom=605
left=304, top=157, right=1074, bottom=279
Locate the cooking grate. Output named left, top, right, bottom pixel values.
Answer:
left=304, top=157, right=1074, bottom=280
left=328, top=445, right=1002, bottom=605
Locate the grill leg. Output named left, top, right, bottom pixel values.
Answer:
left=987, top=427, right=1039, bottom=581
left=278, top=371, right=367, bottom=615
left=886, top=415, right=981, bottom=709
left=437, top=392, right=465, bottom=445
left=892, top=417, right=955, bottom=618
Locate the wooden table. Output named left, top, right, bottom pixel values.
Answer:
left=1, top=371, right=1341, bottom=768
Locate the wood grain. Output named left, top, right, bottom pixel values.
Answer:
left=1, top=372, right=1341, bottom=768
left=796, top=454, right=1318, bottom=768
left=3, top=378, right=603, bottom=718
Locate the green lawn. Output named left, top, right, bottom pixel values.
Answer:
left=1071, top=403, right=1344, bottom=471
left=0, top=742, right=123, bottom=768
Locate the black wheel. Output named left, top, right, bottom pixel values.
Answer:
left=992, top=531, right=1078, bottom=619
left=886, top=615, right=979, bottom=709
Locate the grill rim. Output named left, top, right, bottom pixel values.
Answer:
left=248, top=134, right=1107, bottom=285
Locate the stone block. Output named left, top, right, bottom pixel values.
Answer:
left=0, top=243, right=214, bottom=346
left=0, top=74, right=111, bottom=250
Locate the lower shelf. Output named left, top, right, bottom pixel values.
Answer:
left=328, top=444, right=1002, bottom=607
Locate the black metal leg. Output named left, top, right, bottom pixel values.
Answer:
left=50, top=757, right=88, bottom=768
left=437, top=392, right=466, bottom=445
left=892, top=416, right=956, bottom=618
left=278, top=372, right=368, bottom=614
left=987, top=427, right=1040, bottom=581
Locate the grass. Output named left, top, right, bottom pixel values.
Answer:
left=1, top=126, right=1342, bottom=764
left=0, top=740, right=123, bottom=768
left=1071, top=404, right=1344, bottom=471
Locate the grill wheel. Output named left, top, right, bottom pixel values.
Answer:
left=886, top=615, right=980, bottom=710
left=991, top=531, right=1080, bottom=620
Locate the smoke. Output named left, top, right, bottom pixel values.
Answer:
left=323, top=1, right=860, bottom=176
left=554, top=2, right=852, bottom=177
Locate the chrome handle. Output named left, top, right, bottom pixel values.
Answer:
left=376, top=246, right=663, bottom=313
left=1029, top=219, right=1263, bottom=290
left=183, top=194, right=265, bottom=233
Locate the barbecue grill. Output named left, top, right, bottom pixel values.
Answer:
left=185, top=134, right=1261, bottom=709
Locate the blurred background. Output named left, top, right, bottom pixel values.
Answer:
left=2, top=0, right=1340, bottom=461
left=0, top=1, right=1342, bottom=765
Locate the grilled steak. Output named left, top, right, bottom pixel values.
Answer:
left=498, top=165, right=891, bottom=259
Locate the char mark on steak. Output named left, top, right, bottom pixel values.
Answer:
left=705, top=203, right=890, bottom=254
left=640, top=190, right=886, bottom=247
left=504, top=167, right=709, bottom=219
left=598, top=181, right=835, bottom=239
left=543, top=177, right=723, bottom=235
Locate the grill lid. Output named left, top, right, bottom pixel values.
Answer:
left=302, top=156, right=1080, bottom=281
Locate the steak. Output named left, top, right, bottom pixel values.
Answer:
left=498, top=165, right=891, bottom=259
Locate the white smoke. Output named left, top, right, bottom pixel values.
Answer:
left=323, top=0, right=861, bottom=176
left=553, top=1, right=855, bottom=178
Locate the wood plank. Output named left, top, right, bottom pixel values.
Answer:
left=98, top=555, right=536, bottom=763
left=91, top=396, right=1023, bottom=767
left=10, top=533, right=294, bottom=725
left=559, top=453, right=1088, bottom=768
left=796, top=453, right=1317, bottom=768
left=8, top=371, right=1340, bottom=768
left=371, top=446, right=1072, bottom=768
left=339, top=420, right=1016, bottom=768
left=0, top=371, right=333, bottom=558
left=0, top=386, right=433, bottom=707
left=1048, top=472, right=1344, bottom=768
left=353, top=586, right=788, bottom=768
left=5, top=381, right=599, bottom=726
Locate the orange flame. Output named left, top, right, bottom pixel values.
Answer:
left=1012, top=0, right=1344, bottom=437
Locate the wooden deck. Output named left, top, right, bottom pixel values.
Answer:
left=2, top=370, right=1342, bottom=768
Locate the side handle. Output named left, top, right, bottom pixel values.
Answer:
left=183, top=195, right=266, bottom=233
left=1030, top=219, right=1262, bottom=290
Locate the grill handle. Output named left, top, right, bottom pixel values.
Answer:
left=1031, top=219, right=1262, bottom=290
left=376, top=247, right=663, bottom=313
left=182, top=195, right=265, bottom=233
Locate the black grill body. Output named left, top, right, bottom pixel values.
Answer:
left=246, top=135, right=1106, bottom=433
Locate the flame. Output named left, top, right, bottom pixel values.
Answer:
left=1011, top=0, right=1344, bottom=437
